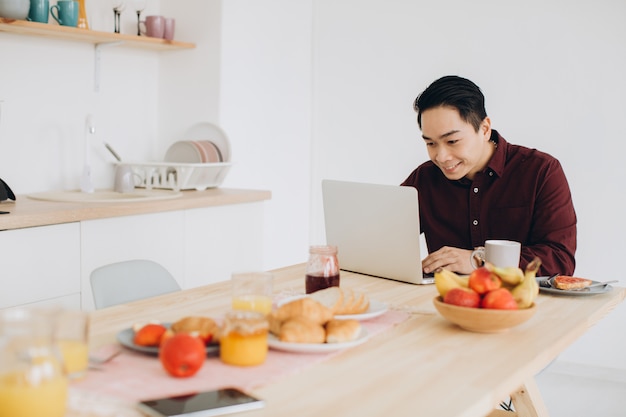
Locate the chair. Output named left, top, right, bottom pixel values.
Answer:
left=90, top=260, right=181, bottom=309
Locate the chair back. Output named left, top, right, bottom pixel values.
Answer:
left=90, top=259, right=181, bottom=309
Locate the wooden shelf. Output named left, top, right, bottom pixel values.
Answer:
left=0, top=18, right=195, bottom=50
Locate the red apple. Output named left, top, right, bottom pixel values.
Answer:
left=468, top=267, right=502, bottom=294
left=481, top=288, right=518, bottom=310
left=443, top=287, right=481, bottom=308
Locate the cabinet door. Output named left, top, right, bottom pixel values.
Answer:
left=80, top=211, right=185, bottom=311
left=184, top=202, right=265, bottom=288
left=0, top=223, right=80, bottom=310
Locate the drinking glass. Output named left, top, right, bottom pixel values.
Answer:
left=131, top=0, right=146, bottom=35
left=111, top=0, right=125, bottom=33
left=0, top=309, right=68, bottom=417
left=231, top=272, right=273, bottom=315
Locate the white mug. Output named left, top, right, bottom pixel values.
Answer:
left=114, top=165, right=137, bottom=193
left=471, top=240, right=521, bottom=269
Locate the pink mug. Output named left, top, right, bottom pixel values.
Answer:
left=163, top=17, right=175, bottom=41
left=139, top=15, right=165, bottom=38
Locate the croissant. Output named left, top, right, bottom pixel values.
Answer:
left=279, top=316, right=326, bottom=343
left=274, top=298, right=333, bottom=325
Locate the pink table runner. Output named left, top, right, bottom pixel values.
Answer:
left=72, top=310, right=409, bottom=403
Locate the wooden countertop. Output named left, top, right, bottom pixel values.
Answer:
left=0, top=188, right=271, bottom=230
left=82, top=264, right=626, bottom=417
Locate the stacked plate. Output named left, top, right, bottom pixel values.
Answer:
left=165, top=123, right=231, bottom=163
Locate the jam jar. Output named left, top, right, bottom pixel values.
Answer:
left=305, top=245, right=340, bottom=294
left=219, top=311, right=269, bottom=366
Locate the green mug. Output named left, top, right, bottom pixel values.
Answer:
left=28, top=0, right=50, bottom=23
left=50, top=0, right=78, bottom=27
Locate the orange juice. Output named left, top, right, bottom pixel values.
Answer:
left=232, top=295, right=273, bottom=315
left=0, top=369, right=68, bottom=417
left=58, top=339, right=89, bottom=378
left=220, top=311, right=268, bottom=366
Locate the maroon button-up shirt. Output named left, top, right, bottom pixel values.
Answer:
left=401, top=130, right=577, bottom=276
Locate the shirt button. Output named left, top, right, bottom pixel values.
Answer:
left=473, top=220, right=478, bottom=226
left=473, top=187, right=479, bottom=193
left=489, top=171, right=494, bottom=177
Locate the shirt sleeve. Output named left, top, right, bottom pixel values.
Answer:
left=520, top=158, right=577, bottom=276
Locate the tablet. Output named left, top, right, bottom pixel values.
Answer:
left=136, top=388, right=265, bottom=417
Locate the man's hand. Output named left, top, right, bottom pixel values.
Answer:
left=422, top=246, right=475, bottom=275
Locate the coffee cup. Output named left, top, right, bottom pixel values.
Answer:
left=139, top=15, right=165, bottom=38
left=471, top=240, right=521, bottom=269
left=163, top=17, right=175, bottom=41
left=50, top=0, right=78, bottom=27
left=114, top=165, right=139, bottom=193
left=28, top=0, right=49, bottom=22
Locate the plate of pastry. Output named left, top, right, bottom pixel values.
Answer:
left=536, top=276, right=614, bottom=296
left=117, top=318, right=220, bottom=355
left=268, top=327, right=369, bottom=354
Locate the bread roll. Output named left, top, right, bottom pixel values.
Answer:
left=279, top=317, right=326, bottom=343
left=325, top=319, right=361, bottom=343
left=171, top=316, right=219, bottom=342
left=275, top=298, right=333, bottom=324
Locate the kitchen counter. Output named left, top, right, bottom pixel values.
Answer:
left=0, top=188, right=271, bottom=230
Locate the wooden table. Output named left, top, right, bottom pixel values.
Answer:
left=84, top=264, right=625, bottom=417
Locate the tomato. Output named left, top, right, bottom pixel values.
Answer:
left=133, top=323, right=167, bottom=346
left=159, top=333, right=206, bottom=377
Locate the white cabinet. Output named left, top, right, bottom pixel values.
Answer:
left=0, top=223, right=81, bottom=310
left=183, top=202, right=265, bottom=288
left=80, top=211, right=185, bottom=311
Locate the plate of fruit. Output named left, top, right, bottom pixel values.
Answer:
left=117, top=317, right=219, bottom=355
left=432, top=258, right=541, bottom=333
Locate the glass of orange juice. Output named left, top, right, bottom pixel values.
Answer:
left=54, top=309, right=89, bottom=380
left=220, top=310, right=269, bottom=366
left=0, top=308, right=68, bottom=417
left=231, top=271, right=273, bottom=315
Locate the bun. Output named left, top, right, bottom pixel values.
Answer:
left=279, top=317, right=326, bottom=343
left=310, top=287, right=370, bottom=315
left=325, top=319, right=361, bottom=343
left=171, top=316, right=219, bottom=341
left=274, top=298, right=333, bottom=325
left=554, top=276, right=592, bottom=290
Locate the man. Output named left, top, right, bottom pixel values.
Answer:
left=402, top=75, right=576, bottom=276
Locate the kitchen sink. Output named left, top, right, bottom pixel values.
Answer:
left=27, top=189, right=183, bottom=203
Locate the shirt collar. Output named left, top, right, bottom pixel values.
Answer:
left=485, top=129, right=507, bottom=178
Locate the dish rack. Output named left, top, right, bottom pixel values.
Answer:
left=118, top=162, right=232, bottom=191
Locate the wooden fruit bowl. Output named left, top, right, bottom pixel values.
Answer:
left=432, top=297, right=537, bottom=333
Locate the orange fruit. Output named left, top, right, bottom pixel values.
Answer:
left=159, top=333, right=206, bottom=377
left=133, top=323, right=167, bottom=346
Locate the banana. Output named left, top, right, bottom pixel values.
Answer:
left=434, top=269, right=468, bottom=298
left=485, top=262, right=525, bottom=285
left=511, top=257, right=541, bottom=309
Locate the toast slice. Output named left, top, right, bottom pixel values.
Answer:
left=554, top=275, right=593, bottom=290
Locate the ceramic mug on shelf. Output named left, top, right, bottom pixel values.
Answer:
left=163, top=17, right=175, bottom=40
left=50, top=0, right=78, bottom=27
left=139, top=15, right=165, bottom=38
left=27, top=0, right=49, bottom=23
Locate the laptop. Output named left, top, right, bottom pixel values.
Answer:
left=322, top=179, right=434, bottom=285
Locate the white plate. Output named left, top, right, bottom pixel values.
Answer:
left=116, top=325, right=219, bottom=355
left=268, top=328, right=369, bottom=353
left=184, top=123, right=231, bottom=162
left=277, top=296, right=389, bottom=321
left=336, top=299, right=389, bottom=320
left=164, top=141, right=203, bottom=163
left=536, top=277, right=614, bottom=296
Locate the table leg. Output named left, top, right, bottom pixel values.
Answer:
left=510, top=378, right=550, bottom=417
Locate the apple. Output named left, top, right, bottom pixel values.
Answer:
left=481, top=288, right=518, bottom=310
left=443, top=287, right=481, bottom=308
left=468, top=267, right=502, bottom=294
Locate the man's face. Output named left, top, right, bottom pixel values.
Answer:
left=421, top=106, right=492, bottom=181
